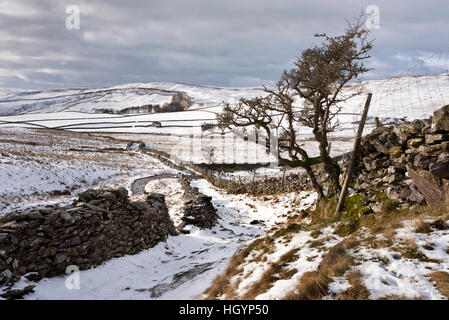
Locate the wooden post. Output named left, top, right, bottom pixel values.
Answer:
left=374, top=117, right=381, bottom=128
left=336, top=93, right=372, bottom=215
left=189, top=134, right=193, bottom=164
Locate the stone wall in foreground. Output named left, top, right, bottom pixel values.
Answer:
left=352, top=105, right=449, bottom=209
left=0, top=188, right=177, bottom=285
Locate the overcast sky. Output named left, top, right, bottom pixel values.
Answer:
left=0, top=0, right=448, bottom=90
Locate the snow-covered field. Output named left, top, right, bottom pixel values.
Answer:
left=353, top=221, right=449, bottom=300
left=0, top=82, right=264, bottom=116
left=0, top=127, right=176, bottom=215
left=1, top=74, right=449, bottom=300
left=1, top=74, right=448, bottom=161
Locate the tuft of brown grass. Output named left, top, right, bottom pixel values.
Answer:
left=203, top=254, right=243, bottom=299
left=362, top=204, right=449, bottom=237
left=383, top=227, right=396, bottom=246
left=430, top=219, right=449, bottom=231
left=308, top=236, right=334, bottom=248
left=285, top=240, right=354, bottom=300
left=310, top=229, right=322, bottom=239
left=340, top=270, right=370, bottom=300
left=204, top=238, right=266, bottom=299
left=426, top=271, right=449, bottom=298
left=231, top=247, right=302, bottom=299
left=279, top=248, right=300, bottom=264
left=241, top=264, right=278, bottom=299
left=398, top=237, right=440, bottom=263
left=415, top=219, right=432, bottom=234
left=285, top=270, right=331, bottom=300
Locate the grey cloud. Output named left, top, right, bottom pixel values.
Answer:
left=0, top=0, right=448, bottom=90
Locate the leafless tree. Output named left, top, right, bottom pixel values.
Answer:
left=285, top=16, right=373, bottom=195
left=215, top=16, right=372, bottom=199
left=263, top=77, right=324, bottom=197
left=217, top=96, right=274, bottom=153
left=217, top=80, right=324, bottom=198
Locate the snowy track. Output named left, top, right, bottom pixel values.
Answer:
left=130, top=174, right=179, bottom=195
left=2, top=159, right=316, bottom=300
left=7, top=179, right=267, bottom=299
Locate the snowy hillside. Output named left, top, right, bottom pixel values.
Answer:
left=0, top=82, right=265, bottom=116
left=1, top=74, right=448, bottom=161
left=1, top=76, right=449, bottom=300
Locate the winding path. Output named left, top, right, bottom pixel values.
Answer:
left=130, top=174, right=179, bottom=195
left=4, top=151, right=303, bottom=300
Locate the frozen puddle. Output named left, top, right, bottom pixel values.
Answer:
left=8, top=178, right=302, bottom=300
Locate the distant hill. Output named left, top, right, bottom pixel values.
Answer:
left=0, top=82, right=265, bottom=116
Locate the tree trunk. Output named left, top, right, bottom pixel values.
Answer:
left=305, top=165, right=324, bottom=199
left=316, top=131, right=341, bottom=196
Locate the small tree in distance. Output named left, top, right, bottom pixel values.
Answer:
left=217, top=96, right=273, bottom=153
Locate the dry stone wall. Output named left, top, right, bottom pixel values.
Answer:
left=0, top=187, right=177, bottom=286
left=179, top=178, right=218, bottom=229
left=351, top=105, right=449, bottom=209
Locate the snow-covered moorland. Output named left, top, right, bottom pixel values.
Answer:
left=0, top=139, right=317, bottom=298
left=1, top=74, right=449, bottom=161
left=0, top=127, right=176, bottom=215
left=1, top=75, right=449, bottom=300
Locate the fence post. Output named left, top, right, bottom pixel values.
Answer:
left=189, top=134, right=194, bottom=164
left=336, top=93, right=372, bottom=215
left=374, top=117, right=381, bottom=128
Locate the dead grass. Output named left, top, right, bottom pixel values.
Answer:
left=415, top=219, right=432, bottom=234
left=397, top=237, right=440, bottom=263
left=430, top=219, right=449, bottom=230
left=279, top=248, right=300, bottom=264
left=285, top=240, right=355, bottom=300
left=308, top=235, right=334, bottom=248
left=225, top=247, right=301, bottom=300
left=359, top=202, right=449, bottom=238
left=204, top=238, right=265, bottom=299
left=272, top=222, right=303, bottom=239
left=241, top=264, right=278, bottom=299
left=383, top=228, right=396, bottom=245
left=203, top=236, right=279, bottom=299
left=310, top=229, right=322, bottom=239
left=340, top=270, right=370, bottom=300
left=205, top=190, right=449, bottom=300
left=426, top=271, right=449, bottom=298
